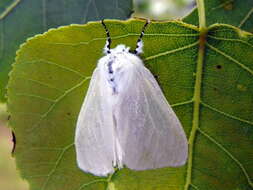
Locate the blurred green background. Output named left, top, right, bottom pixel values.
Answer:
left=0, top=0, right=194, bottom=189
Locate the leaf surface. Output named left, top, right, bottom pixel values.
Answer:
left=0, top=0, right=132, bottom=101
left=7, top=19, right=253, bottom=190
left=184, top=0, right=253, bottom=32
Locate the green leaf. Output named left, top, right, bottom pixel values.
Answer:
left=184, top=0, right=253, bottom=32
left=7, top=18, right=253, bottom=190
left=0, top=0, right=133, bottom=102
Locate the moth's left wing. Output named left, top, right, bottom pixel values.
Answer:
left=115, top=65, right=188, bottom=170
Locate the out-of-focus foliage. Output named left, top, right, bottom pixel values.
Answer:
left=133, top=0, right=195, bottom=20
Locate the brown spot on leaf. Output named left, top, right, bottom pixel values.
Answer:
left=224, top=3, right=233, bottom=10
left=237, top=84, right=247, bottom=91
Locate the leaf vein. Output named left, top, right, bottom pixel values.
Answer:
left=207, top=35, right=253, bottom=49
left=171, top=99, right=193, bottom=107
left=201, top=101, right=253, bottom=126
left=210, top=0, right=234, bottom=11
left=238, top=7, right=253, bottom=28
left=190, top=183, right=201, bottom=190
left=22, top=59, right=86, bottom=78
left=206, top=43, right=253, bottom=75
left=92, top=0, right=100, bottom=20
left=0, top=0, right=21, bottom=20
left=0, top=22, right=4, bottom=59
left=47, top=33, right=199, bottom=46
left=82, top=0, right=93, bottom=23
left=144, top=41, right=199, bottom=61
left=29, top=147, right=63, bottom=151
left=42, top=0, right=47, bottom=30
left=198, top=128, right=253, bottom=187
left=24, top=174, right=49, bottom=179
left=28, top=77, right=91, bottom=132
left=14, top=93, right=55, bottom=103
left=41, top=143, right=74, bottom=190
left=15, top=76, right=65, bottom=92
left=77, top=179, right=107, bottom=190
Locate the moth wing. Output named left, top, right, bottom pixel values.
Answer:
left=115, top=65, right=188, bottom=170
left=75, top=68, right=114, bottom=176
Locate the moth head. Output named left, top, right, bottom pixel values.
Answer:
left=110, top=45, right=130, bottom=54
left=101, top=20, right=150, bottom=56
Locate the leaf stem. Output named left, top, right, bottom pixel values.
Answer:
left=106, top=168, right=119, bottom=190
left=184, top=31, right=206, bottom=190
left=184, top=1, right=207, bottom=189
left=196, top=0, right=206, bottom=29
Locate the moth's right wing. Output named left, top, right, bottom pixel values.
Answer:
left=75, top=68, right=114, bottom=176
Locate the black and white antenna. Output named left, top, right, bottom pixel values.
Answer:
left=102, top=20, right=112, bottom=54
left=134, top=20, right=150, bottom=55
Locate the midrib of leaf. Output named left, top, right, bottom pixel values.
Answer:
left=106, top=169, right=119, bottom=190
left=184, top=0, right=207, bottom=189
left=196, top=0, right=206, bottom=29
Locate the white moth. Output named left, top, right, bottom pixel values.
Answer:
left=75, top=20, right=188, bottom=177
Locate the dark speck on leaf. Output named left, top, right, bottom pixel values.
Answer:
left=216, top=65, right=222, bottom=69
left=154, top=75, right=159, bottom=79
left=11, top=131, right=16, bottom=154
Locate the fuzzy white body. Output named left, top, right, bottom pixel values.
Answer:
left=75, top=44, right=188, bottom=176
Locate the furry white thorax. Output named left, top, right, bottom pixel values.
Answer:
left=98, top=44, right=144, bottom=96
